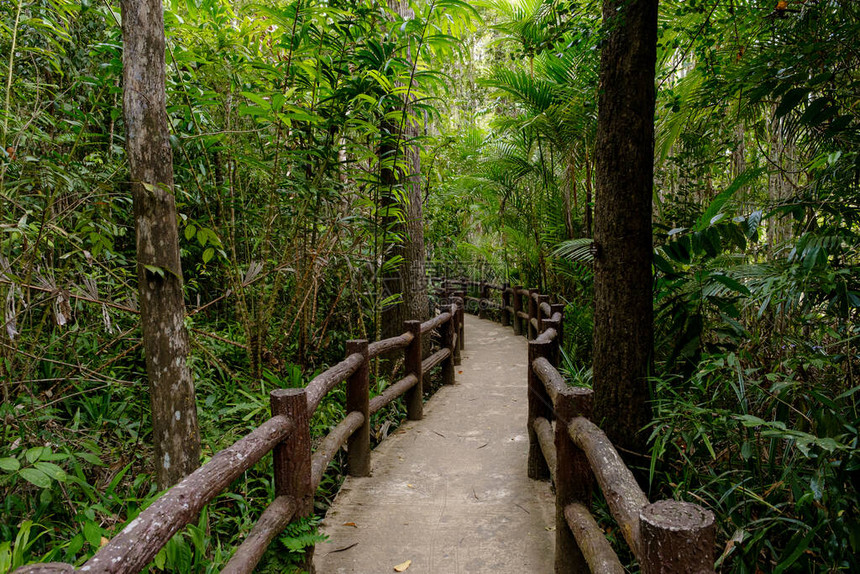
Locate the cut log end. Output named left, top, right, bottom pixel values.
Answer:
left=639, top=500, right=716, bottom=574
left=640, top=499, right=714, bottom=532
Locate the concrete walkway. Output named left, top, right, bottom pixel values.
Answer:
left=314, top=314, right=555, bottom=573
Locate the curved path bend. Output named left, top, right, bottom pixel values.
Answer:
left=314, top=314, right=555, bottom=573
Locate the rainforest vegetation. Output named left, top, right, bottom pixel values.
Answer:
left=1, top=0, right=858, bottom=572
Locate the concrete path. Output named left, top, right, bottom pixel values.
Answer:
left=314, top=314, right=555, bottom=573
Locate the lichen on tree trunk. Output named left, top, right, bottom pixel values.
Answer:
left=121, top=0, right=201, bottom=488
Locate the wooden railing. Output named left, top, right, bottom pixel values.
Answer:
left=16, top=302, right=466, bottom=574
left=435, top=277, right=716, bottom=574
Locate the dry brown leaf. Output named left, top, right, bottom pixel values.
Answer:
left=406, top=484, right=414, bottom=488
left=342, top=522, right=357, bottom=528
left=393, top=560, right=412, bottom=572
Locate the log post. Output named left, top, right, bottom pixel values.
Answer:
left=270, top=388, right=314, bottom=572
left=527, top=340, right=553, bottom=480
left=501, top=283, right=511, bottom=326
left=555, top=387, right=595, bottom=574
left=479, top=281, right=489, bottom=319
left=456, top=291, right=466, bottom=352
left=513, top=285, right=523, bottom=336
left=551, top=303, right=565, bottom=348
left=345, top=340, right=370, bottom=477
left=404, top=320, right=423, bottom=420
left=441, top=305, right=456, bottom=384
left=528, top=289, right=538, bottom=340
left=639, top=500, right=716, bottom=574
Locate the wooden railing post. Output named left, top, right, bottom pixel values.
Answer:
left=501, top=283, right=511, bottom=326
left=527, top=289, right=538, bottom=340
left=555, top=387, right=595, bottom=574
left=441, top=304, right=457, bottom=383
left=346, top=340, right=370, bottom=477
left=404, top=320, right=423, bottom=420
left=639, top=501, right=716, bottom=574
left=455, top=291, right=466, bottom=352
left=513, top=285, right=523, bottom=336
left=527, top=339, right=553, bottom=480
left=551, top=303, right=565, bottom=348
left=479, top=280, right=488, bottom=319
left=270, top=388, right=314, bottom=572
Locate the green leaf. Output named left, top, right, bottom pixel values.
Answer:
left=144, top=265, right=165, bottom=278
left=33, top=462, right=67, bottom=482
left=708, top=273, right=751, bottom=296
left=25, top=447, right=49, bottom=464
left=74, top=452, right=105, bottom=466
left=773, top=527, right=819, bottom=573
left=83, top=521, right=102, bottom=549
left=184, top=224, right=196, bottom=240
left=19, top=468, right=52, bottom=488
left=202, top=247, right=215, bottom=264
left=0, top=457, right=20, bottom=472
left=775, top=87, right=810, bottom=118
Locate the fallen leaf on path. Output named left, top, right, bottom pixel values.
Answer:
left=394, top=560, right=412, bottom=571
left=407, top=483, right=414, bottom=488
left=343, top=522, right=357, bottom=528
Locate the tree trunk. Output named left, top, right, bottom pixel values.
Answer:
left=379, top=0, right=430, bottom=341
left=121, top=0, right=201, bottom=488
left=592, top=0, right=658, bottom=455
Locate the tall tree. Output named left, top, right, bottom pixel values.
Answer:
left=380, top=0, right=430, bottom=339
left=121, top=0, right=200, bottom=488
left=592, top=0, right=658, bottom=454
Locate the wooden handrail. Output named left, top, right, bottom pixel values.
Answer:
left=421, top=347, right=451, bottom=373
left=532, top=355, right=564, bottom=402
left=305, top=352, right=364, bottom=414
left=369, top=374, right=419, bottom=415
left=311, top=411, right=366, bottom=489
left=221, top=496, right=297, bottom=574
left=568, top=416, right=650, bottom=557
left=564, top=503, right=625, bottom=574
left=368, top=332, right=414, bottom=358
left=539, top=301, right=552, bottom=317
left=533, top=416, right=556, bottom=483
left=76, top=415, right=294, bottom=574
left=533, top=326, right=558, bottom=345
left=420, top=310, right=452, bottom=334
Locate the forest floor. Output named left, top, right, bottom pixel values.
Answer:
left=314, top=314, right=555, bottom=573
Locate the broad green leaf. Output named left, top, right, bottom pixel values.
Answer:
left=19, top=468, right=52, bottom=489
left=25, top=447, right=49, bottom=464
left=33, top=462, right=67, bottom=482
left=83, top=521, right=102, bottom=549
left=0, top=457, right=20, bottom=472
